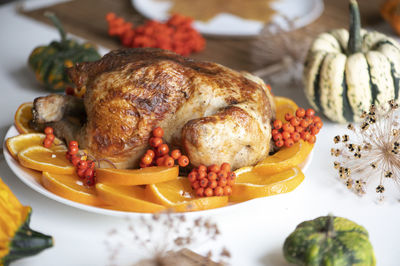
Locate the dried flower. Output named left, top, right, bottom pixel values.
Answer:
left=251, top=17, right=315, bottom=86
left=104, top=211, right=229, bottom=266
left=331, top=100, right=400, bottom=202
left=251, top=16, right=326, bottom=92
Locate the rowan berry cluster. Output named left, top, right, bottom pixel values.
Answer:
left=106, top=13, right=205, bottom=56
left=43, top=127, right=55, bottom=148
left=188, top=163, right=236, bottom=197
left=65, top=140, right=96, bottom=186
left=140, top=127, right=189, bottom=168
left=272, top=108, right=323, bottom=148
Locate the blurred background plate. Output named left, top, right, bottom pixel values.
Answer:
left=132, top=0, right=324, bottom=37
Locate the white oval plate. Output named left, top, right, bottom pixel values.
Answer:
left=132, top=0, right=324, bottom=37
left=3, top=125, right=313, bottom=217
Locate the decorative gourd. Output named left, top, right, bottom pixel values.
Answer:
left=28, top=12, right=101, bottom=91
left=0, top=177, right=53, bottom=266
left=304, top=0, right=400, bottom=123
left=283, top=215, right=375, bottom=266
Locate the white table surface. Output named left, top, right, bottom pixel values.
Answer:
left=1, top=1, right=400, bottom=265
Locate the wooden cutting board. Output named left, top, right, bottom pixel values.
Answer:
left=19, top=0, right=386, bottom=72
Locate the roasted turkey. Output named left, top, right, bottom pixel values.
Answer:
left=31, top=48, right=275, bottom=169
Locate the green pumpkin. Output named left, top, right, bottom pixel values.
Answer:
left=28, top=12, right=101, bottom=91
left=283, top=215, right=375, bottom=266
left=304, top=0, right=400, bottom=123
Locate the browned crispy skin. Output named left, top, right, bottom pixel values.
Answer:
left=33, top=48, right=275, bottom=169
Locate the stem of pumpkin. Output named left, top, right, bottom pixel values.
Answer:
left=347, top=0, right=362, bottom=55
left=45, top=12, right=67, bottom=43
left=326, top=214, right=336, bottom=238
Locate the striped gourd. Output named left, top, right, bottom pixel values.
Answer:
left=283, top=215, right=376, bottom=266
left=304, top=0, right=400, bottom=123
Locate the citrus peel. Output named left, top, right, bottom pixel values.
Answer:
left=254, top=140, right=313, bottom=175
left=95, top=183, right=165, bottom=213
left=230, top=166, right=305, bottom=202
left=18, top=146, right=74, bottom=174
left=6, top=133, right=65, bottom=160
left=96, top=166, right=179, bottom=186
left=14, top=102, right=36, bottom=134
left=274, top=96, right=298, bottom=123
left=42, top=172, right=103, bottom=206
left=145, top=178, right=228, bottom=212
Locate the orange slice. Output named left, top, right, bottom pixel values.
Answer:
left=42, top=172, right=103, bottom=206
left=254, top=140, right=313, bottom=175
left=14, top=102, right=37, bottom=134
left=145, top=178, right=228, bottom=212
left=18, top=146, right=74, bottom=174
left=95, top=183, right=165, bottom=213
left=96, top=166, right=179, bottom=186
left=274, top=96, right=298, bottom=122
left=229, top=166, right=305, bottom=202
left=6, top=133, right=66, bottom=160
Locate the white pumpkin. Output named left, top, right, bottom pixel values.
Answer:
left=304, top=0, right=400, bottom=123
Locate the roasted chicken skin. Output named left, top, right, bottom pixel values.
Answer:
left=32, top=48, right=275, bottom=169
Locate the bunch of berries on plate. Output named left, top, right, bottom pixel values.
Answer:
left=188, top=163, right=235, bottom=197
left=272, top=108, right=322, bottom=148
left=42, top=127, right=56, bottom=148
left=65, top=140, right=96, bottom=186
left=139, top=127, right=189, bottom=168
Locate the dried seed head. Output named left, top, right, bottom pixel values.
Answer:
left=346, top=178, right=353, bottom=189
left=369, top=104, right=376, bottom=114
left=363, top=143, right=372, bottom=150
left=347, top=144, right=355, bottom=152
left=331, top=99, right=400, bottom=201
left=339, top=167, right=344, bottom=174
left=389, top=99, right=398, bottom=109
left=376, top=185, right=385, bottom=193
left=331, top=148, right=341, bottom=157
left=361, top=122, right=369, bottom=131
left=385, top=171, right=393, bottom=178
left=360, top=111, right=368, bottom=119
left=369, top=116, right=376, bottom=124
left=344, top=168, right=351, bottom=175
left=334, top=161, right=340, bottom=169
